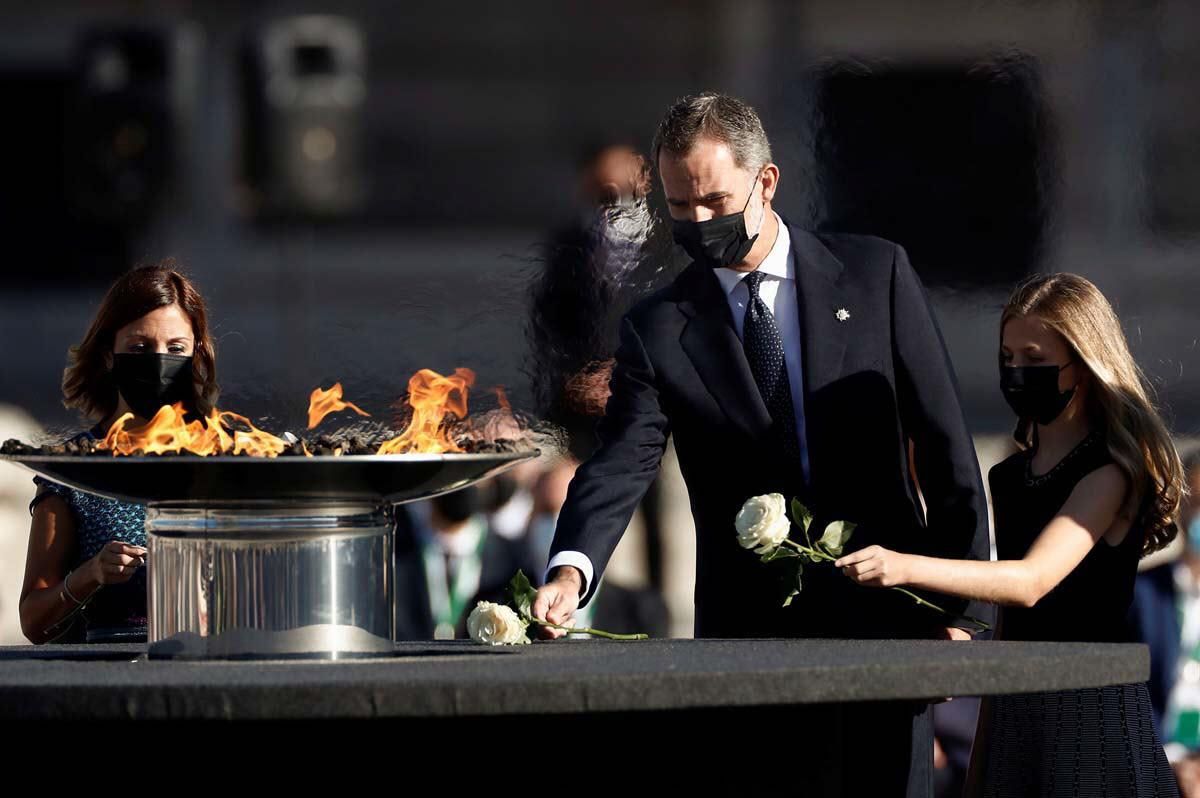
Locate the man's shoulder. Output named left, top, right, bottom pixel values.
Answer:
left=624, top=268, right=697, bottom=328
left=803, top=227, right=902, bottom=273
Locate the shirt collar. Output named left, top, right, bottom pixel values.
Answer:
left=713, top=211, right=792, bottom=296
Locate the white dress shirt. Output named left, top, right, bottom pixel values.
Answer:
left=712, top=213, right=806, bottom=436
left=546, top=212, right=805, bottom=604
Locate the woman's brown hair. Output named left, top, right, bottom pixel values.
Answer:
left=62, top=260, right=218, bottom=423
left=1002, top=273, right=1184, bottom=556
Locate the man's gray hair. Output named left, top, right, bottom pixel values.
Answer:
left=652, top=92, right=772, bottom=170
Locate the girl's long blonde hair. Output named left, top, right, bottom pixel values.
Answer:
left=1002, top=273, right=1183, bottom=556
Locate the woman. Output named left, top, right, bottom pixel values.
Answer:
left=19, top=261, right=218, bottom=644
left=835, top=273, right=1182, bottom=796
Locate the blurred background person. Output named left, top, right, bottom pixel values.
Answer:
left=19, top=261, right=219, bottom=644
left=1132, top=448, right=1200, bottom=792
left=394, top=484, right=539, bottom=640
left=527, top=455, right=669, bottom=638
left=526, top=456, right=579, bottom=568
left=526, top=140, right=658, bottom=461
left=524, top=140, right=680, bottom=624
left=482, top=458, right=540, bottom=543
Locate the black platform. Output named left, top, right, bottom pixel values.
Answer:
left=0, top=638, right=1147, bottom=720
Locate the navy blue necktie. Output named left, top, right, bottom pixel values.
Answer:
left=742, top=270, right=802, bottom=466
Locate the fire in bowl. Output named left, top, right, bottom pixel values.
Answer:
left=3, top=369, right=543, bottom=659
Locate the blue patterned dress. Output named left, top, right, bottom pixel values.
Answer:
left=29, top=428, right=147, bottom=643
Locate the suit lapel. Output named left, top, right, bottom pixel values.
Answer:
left=789, top=225, right=847, bottom=489
left=677, top=224, right=849, bottom=444
left=790, top=225, right=848, bottom=400
left=678, top=262, right=773, bottom=440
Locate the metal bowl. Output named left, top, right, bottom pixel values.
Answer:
left=1, top=451, right=537, bottom=506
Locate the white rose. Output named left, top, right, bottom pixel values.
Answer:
left=735, top=493, right=791, bottom=554
left=467, top=601, right=530, bottom=646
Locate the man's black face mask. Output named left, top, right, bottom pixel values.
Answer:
left=671, top=173, right=763, bottom=269
left=432, top=486, right=483, bottom=525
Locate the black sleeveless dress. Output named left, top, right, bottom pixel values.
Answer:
left=974, top=431, right=1177, bottom=797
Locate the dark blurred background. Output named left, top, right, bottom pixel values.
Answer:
left=4, top=10, right=1200, bottom=778
left=0, top=0, right=1197, bottom=438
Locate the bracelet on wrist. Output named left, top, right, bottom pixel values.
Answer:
left=62, top=568, right=96, bottom=606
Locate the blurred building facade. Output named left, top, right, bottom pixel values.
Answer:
left=1, top=1, right=1198, bottom=640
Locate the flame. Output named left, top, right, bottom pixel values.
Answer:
left=98, top=403, right=287, bottom=457
left=378, top=368, right=475, bottom=454
left=217, top=411, right=289, bottom=457
left=493, top=385, right=511, bottom=412
left=307, top=383, right=371, bottom=429
left=95, top=368, right=489, bottom=458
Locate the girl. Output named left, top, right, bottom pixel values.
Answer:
left=835, top=273, right=1182, bottom=796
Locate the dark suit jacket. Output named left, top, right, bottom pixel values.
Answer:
left=393, top=509, right=539, bottom=641
left=550, top=221, right=992, bottom=639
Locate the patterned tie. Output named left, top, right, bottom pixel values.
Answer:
left=742, top=270, right=802, bottom=465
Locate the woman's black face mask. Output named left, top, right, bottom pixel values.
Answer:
left=112, top=353, right=194, bottom=420
left=1000, top=361, right=1078, bottom=425
left=671, top=173, right=763, bottom=269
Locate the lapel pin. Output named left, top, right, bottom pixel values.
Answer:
left=835, top=308, right=851, bottom=322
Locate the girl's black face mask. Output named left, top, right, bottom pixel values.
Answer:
left=1000, top=361, right=1077, bottom=425
left=112, top=353, right=194, bottom=420
left=671, top=173, right=763, bottom=269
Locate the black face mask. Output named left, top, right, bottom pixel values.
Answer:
left=111, top=353, right=194, bottom=420
left=1000, top=362, right=1077, bottom=425
left=432, top=486, right=482, bottom=525
left=483, top=473, right=519, bottom=512
left=671, top=173, right=763, bottom=269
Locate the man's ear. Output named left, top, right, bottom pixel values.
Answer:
left=760, top=163, right=780, bottom=204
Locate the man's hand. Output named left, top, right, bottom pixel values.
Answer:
left=531, top=566, right=583, bottom=640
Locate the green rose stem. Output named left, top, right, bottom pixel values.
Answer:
left=776, top=539, right=991, bottom=632
left=526, top=616, right=648, bottom=641
left=501, top=571, right=649, bottom=642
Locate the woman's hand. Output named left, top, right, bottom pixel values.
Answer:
left=834, top=545, right=911, bottom=588
left=86, top=541, right=147, bottom=586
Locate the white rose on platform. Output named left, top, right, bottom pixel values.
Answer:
left=468, top=601, right=530, bottom=646
left=735, top=493, right=791, bottom=554
left=467, top=571, right=647, bottom=646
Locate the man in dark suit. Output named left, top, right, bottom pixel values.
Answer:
left=532, top=92, right=991, bottom=796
